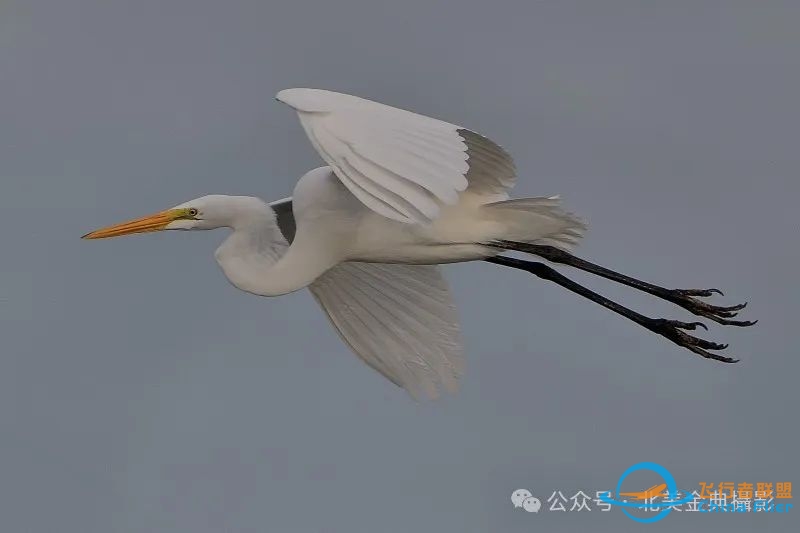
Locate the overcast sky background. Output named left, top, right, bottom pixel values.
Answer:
left=1, top=1, right=798, bottom=532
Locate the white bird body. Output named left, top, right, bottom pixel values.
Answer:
left=208, top=166, right=578, bottom=296
left=84, top=88, right=752, bottom=399
left=291, top=168, right=487, bottom=265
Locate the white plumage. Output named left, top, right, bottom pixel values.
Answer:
left=84, top=88, right=585, bottom=398
left=276, top=88, right=515, bottom=222
left=309, top=262, right=463, bottom=400
left=84, top=88, right=751, bottom=398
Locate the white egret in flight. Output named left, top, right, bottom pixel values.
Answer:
left=83, top=89, right=754, bottom=399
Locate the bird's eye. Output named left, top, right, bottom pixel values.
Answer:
left=188, top=208, right=199, bottom=217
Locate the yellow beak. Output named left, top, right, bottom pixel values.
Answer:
left=82, top=209, right=183, bottom=240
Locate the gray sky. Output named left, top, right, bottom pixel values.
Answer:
left=1, top=1, right=798, bottom=532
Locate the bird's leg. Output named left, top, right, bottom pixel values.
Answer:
left=484, top=255, right=738, bottom=363
left=490, top=242, right=755, bottom=327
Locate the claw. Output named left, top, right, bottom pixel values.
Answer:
left=708, top=302, right=747, bottom=313
left=668, top=290, right=755, bottom=327
left=707, top=317, right=757, bottom=327
left=687, top=344, right=739, bottom=363
left=678, top=288, right=724, bottom=297
left=727, top=302, right=747, bottom=311
left=649, top=319, right=738, bottom=362
left=672, top=320, right=708, bottom=331
left=694, top=338, right=728, bottom=350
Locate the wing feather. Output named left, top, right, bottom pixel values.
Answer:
left=276, top=88, right=517, bottom=223
left=345, top=151, right=441, bottom=219
left=309, top=262, right=464, bottom=400
left=270, top=197, right=465, bottom=399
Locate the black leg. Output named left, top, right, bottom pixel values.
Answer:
left=485, top=255, right=738, bottom=363
left=491, top=241, right=755, bottom=327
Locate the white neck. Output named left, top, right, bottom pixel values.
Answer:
left=213, top=205, right=334, bottom=297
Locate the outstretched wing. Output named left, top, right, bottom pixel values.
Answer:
left=310, top=262, right=464, bottom=400
left=270, top=197, right=464, bottom=399
left=276, top=88, right=517, bottom=224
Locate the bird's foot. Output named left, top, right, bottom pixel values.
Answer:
left=647, top=319, right=738, bottom=363
left=665, top=289, right=756, bottom=327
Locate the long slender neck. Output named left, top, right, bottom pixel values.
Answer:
left=214, top=207, right=334, bottom=297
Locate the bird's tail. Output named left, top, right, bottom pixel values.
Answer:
left=482, top=196, right=586, bottom=252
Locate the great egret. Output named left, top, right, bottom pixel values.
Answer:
left=83, top=88, right=754, bottom=399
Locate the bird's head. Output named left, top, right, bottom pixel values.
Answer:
left=81, top=195, right=266, bottom=239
